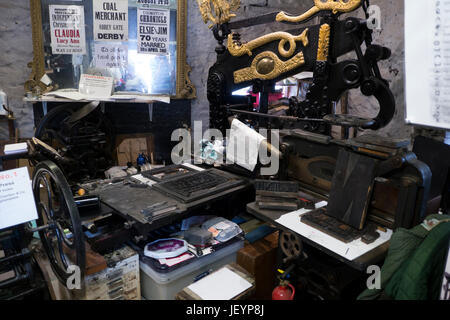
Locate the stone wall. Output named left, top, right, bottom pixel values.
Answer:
left=0, top=1, right=34, bottom=139
left=0, top=0, right=419, bottom=141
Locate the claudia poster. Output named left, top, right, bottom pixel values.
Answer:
left=49, top=5, right=86, bottom=55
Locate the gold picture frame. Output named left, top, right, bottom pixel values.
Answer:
left=26, top=0, right=195, bottom=100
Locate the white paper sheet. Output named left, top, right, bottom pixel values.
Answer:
left=43, top=90, right=85, bottom=100
left=42, top=90, right=171, bottom=104
left=187, top=267, right=252, bottom=300
left=79, top=74, right=113, bottom=98
left=405, top=0, right=450, bottom=129
left=226, top=119, right=266, bottom=171
left=275, top=201, right=393, bottom=261
left=0, top=167, right=38, bottom=230
left=130, top=174, right=157, bottom=186
left=93, top=43, right=128, bottom=68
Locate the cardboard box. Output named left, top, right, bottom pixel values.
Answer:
left=115, top=134, right=154, bottom=166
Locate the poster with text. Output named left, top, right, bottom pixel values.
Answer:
left=0, top=167, right=38, bottom=230
left=49, top=5, right=86, bottom=55
left=137, top=8, right=170, bottom=55
left=93, top=0, right=128, bottom=42
left=94, top=43, right=128, bottom=68
left=136, top=0, right=170, bottom=7
left=405, top=0, right=450, bottom=129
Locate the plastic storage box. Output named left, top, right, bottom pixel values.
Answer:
left=140, top=238, right=244, bottom=300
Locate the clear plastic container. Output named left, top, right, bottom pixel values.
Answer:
left=139, top=238, right=244, bottom=300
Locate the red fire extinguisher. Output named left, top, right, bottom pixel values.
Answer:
left=272, top=266, right=296, bottom=300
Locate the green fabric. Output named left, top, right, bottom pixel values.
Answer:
left=357, top=214, right=449, bottom=300
left=385, top=221, right=450, bottom=300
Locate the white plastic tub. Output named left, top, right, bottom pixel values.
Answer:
left=140, top=239, right=244, bottom=300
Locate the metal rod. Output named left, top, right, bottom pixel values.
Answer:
left=228, top=108, right=325, bottom=122
left=27, top=223, right=54, bottom=233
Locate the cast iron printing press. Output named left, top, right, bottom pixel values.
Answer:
left=197, top=0, right=433, bottom=272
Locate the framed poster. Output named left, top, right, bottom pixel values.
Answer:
left=27, top=0, right=195, bottom=99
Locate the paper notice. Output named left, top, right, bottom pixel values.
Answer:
left=226, top=119, right=266, bottom=172
left=405, top=0, right=450, bottom=129
left=93, top=0, right=128, bottom=42
left=0, top=167, right=38, bottom=229
left=137, top=8, right=170, bottom=55
left=49, top=5, right=86, bottom=55
left=137, top=0, right=170, bottom=6
left=78, top=74, right=113, bottom=98
left=40, top=74, right=53, bottom=86
left=187, top=267, right=252, bottom=300
left=94, top=43, right=128, bottom=68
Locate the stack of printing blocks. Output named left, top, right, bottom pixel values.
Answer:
left=254, top=180, right=301, bottom=211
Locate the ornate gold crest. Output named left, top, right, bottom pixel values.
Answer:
left=197, top=0, right=241, bottom=28
left=277, top=0, right=361, bottom=23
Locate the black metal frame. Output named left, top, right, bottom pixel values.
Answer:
left=31, top=160, right=85, bottom=287
left=205, top=3, right=395, bottom=134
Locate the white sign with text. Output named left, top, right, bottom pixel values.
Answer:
left=137, top=8, right=170, bottom=55
left=94, top=43, right=128, bottom=68
left=78, top=74, right=113, bottom=98
left=0, top=167, right=38, bottom=230
left=93, top=0, right=129, bottom=42
left=405, top=0, right=450, bottom=129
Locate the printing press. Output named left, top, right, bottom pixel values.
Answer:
left=1, top=0, right=449, bottom=302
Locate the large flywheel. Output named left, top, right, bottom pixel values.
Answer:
left=32, top=160, right=85, bottom=287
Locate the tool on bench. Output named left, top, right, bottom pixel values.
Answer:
left=141, top=202, right=179, bottom=222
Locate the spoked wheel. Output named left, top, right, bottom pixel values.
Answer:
left=280, top=231, right=303, bottom=262
left=32, top=160, right=85, bottom=287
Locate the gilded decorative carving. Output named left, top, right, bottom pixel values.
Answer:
left=176, top=0, right=196, bottom=99
left=26, top=0, right=51, bottom=94
left=234, top=51, right=305, bottom=84
left=228, top=29, right=309, bottom=58
left=316, top=24, right=331, bottom=61
left=276, top=0, right=361, bottom=23
left=197, top=0, right=241, bottom=28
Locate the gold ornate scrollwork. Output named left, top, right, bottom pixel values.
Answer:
left=276, top=0, right=361, bottom=23
left=179, top=64, right=197, bottom=99
left=234, top=51, right=305, bottom=84
left=27, top=0, right=51, bottom=94
left=316, top=24, right=331, bottom=61
left=177, top=0, right=196, bottom=99
left=197, top=0, right=241, bottom=28
left=228, top=29, right=309, bottom=58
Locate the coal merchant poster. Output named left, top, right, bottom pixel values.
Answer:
left=137, top=8, right=170, bottom=55
left=93, top=0, right=129, bottom=42
left=49, top=5, right=86, bottom=55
